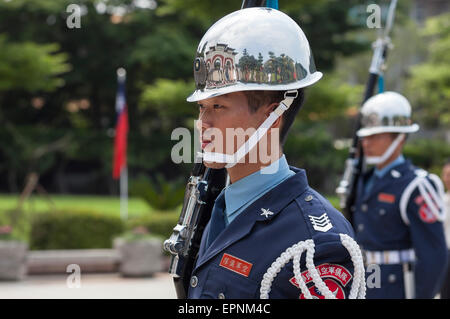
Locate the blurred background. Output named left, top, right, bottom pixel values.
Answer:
left=0, top=0, right=449, bottom=298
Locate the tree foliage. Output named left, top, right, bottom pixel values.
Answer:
left=0, top=36, right=70, bottom=92
left=0, top=0, right=392, bottom=194
left=406, top=13, right=450, bottom=127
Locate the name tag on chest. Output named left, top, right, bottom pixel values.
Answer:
left=378, top=193, right=396, bottom=204
left=219, top=253, right=253, bottom=277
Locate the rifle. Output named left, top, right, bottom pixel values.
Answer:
left=241, top=0, right=277, bottom=9
left=163, top=0, right=279, bottom=300
left=336, top=0, right=398, bottom=224
left=163, top=163, right=226, bottom=299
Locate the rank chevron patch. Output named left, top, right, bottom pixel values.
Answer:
left=308, top=213, right=333, bottom=232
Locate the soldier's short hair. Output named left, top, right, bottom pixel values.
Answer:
left=390, top=132, right=409, bottom=142
left=242, top=89, right=305, bottom=146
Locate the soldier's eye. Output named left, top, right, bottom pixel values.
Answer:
left=213, top=104, right=223, bottom=109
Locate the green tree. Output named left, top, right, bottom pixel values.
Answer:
left=406, top=13, right=450, bottom=127
left=0, top=33, right=70, bottom=192
left=0, top=36, right=70, bottom=92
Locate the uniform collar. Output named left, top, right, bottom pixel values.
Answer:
left=224, top=155, right=294, bottom=222
left=374, top=154, right=405, bottom=178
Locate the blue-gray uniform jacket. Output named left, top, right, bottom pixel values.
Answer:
left=353, top=159, right=448, bottom=299
left=188, top=167, right=357, bottom=299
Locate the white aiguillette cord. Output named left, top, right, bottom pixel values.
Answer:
left=260, top=234, right=366, bottom=299
left=197, top=90, right=298, bottom=168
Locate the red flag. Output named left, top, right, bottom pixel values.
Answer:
left=112, top=68, right=128, bottom=179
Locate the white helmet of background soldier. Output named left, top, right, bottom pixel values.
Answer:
left=357, top=91, right=419, bottom=165
left=187, top=7, right=322, bottom=167
left=357, top=91, right=419, bottom=137
left=187, top=7, right=322, bottom=102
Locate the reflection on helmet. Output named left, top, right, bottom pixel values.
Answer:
left=357, top=91, right=420, bottom=137
left=187, top=8, right=322, bottom=102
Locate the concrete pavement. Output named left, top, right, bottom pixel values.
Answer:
left=0, top=272, right=177, bottom=299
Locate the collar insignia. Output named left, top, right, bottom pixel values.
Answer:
left=260, top=208, right=274, bottom=218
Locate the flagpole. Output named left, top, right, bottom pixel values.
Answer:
left=116, top=67, right=128, bottom=221
left=120, top=166, right=128, bottom=221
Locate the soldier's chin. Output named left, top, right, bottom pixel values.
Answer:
left=203, top=160, right=227, bottom=169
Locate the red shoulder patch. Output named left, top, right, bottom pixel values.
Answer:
left=289, top=263, right=352, bottom=288
left=299, top=279, right=345, bottom=299
left=414, top=195, right=438, bottom=223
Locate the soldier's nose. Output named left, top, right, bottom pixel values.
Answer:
left=362, top=137, right=371, bottom=148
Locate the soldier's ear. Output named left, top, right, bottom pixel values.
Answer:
left=268, top=102, right=282, bottom=128
left=263, top=102, right=279, bottom=117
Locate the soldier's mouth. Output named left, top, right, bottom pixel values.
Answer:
left=201, top=140, right=212, bottom=150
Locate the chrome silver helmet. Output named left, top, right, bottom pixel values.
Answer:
left=187, top=7, right=322, bottom=102
left=357, top=91, right=419, bottom=137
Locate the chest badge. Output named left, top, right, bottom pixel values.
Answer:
left=260, top=208, right=274, bottom=218
left=308, top=213, right=333, bottom=232
left=219, top=253, right=253, bottom=277
left=378, top=193, right=396, bottom=204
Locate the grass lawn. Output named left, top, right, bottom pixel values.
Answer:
left=0, top=194, right=156, bottom=218
left=0, top=193, right=340, bottom=218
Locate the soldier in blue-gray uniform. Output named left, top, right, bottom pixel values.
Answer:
left=184, top=8, right=366, bottom=299
left=353, top=91, right=448, bottom=299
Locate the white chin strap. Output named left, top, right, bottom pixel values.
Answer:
left=198, top=90, right=298, bottom=168
left=365, top=133, right=405, bottom=165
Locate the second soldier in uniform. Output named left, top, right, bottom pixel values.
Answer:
left=353, top=91, right=448, bottom=299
